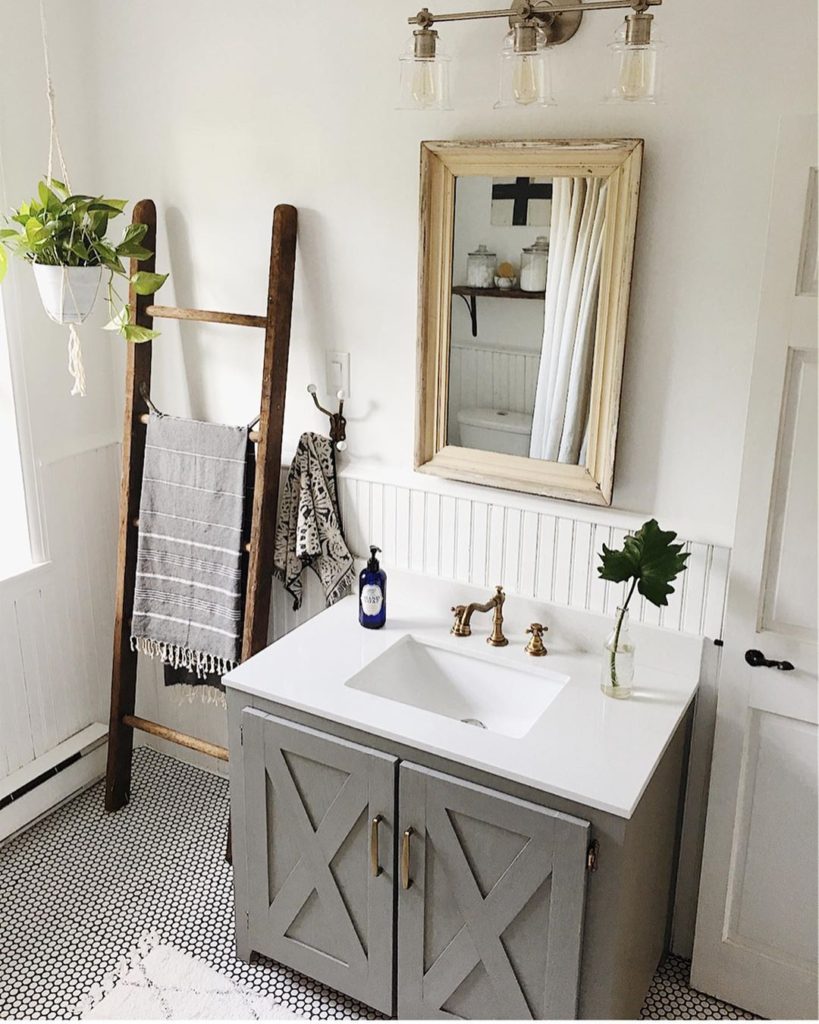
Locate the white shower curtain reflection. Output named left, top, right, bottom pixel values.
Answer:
left=529, top=176, right=609, bottom=464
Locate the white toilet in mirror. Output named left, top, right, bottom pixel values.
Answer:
left=457, top=406, right=533, bottom=456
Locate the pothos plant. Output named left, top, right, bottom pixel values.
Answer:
left=598, top=519, right=690, bottom=689
left=0, top=179, right=167, bottom=341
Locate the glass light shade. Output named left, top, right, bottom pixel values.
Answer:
left=606, top=22, right=663, bottom=103
left=494, top=34, right=554, bottom=109
left=397, top=37, right=452, bottom=110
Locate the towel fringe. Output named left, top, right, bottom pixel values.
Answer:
left=131, top=635, right=233, bottom=701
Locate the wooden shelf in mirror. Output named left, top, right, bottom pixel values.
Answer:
left=452, top=285, right=545, bottom=300
left=452, top=284, right=545, bottom=336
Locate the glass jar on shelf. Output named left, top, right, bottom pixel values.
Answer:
left=466, top=244, right=496, bottom=289
left=520, top=235, right=549, bottom=292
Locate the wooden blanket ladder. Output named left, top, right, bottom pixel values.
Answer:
left=104, top=199, right=297, bottom=812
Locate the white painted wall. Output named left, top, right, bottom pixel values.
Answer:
left=0, top=3, right=120, bottom=784
left=72, top=0, right=817, bottom=550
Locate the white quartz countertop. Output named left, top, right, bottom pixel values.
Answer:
left=224, top=575, right=703, bottom=819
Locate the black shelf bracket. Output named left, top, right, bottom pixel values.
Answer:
left=457, top=293, right=479, bottom=337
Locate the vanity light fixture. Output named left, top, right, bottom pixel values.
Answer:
left=400, top=0, right=665, bottom=109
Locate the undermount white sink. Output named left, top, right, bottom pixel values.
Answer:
left=344, top=634, right=568, bottom=738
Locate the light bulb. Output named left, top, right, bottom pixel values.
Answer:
left=618, top=47, right=656, bottom=100
left=411, top=59, right=438, bottom=108
left=512, top=54, right=539, bottom=105
left=494, top=25, right=554, bottom=109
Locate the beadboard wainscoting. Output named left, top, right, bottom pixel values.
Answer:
left=447, top=343, right=540, bottom=446
left=0, top=443, right=120, bottom=790
left=336, top=473, right=732, bottom=639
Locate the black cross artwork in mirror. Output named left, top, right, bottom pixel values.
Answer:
left=491, top=177, right=553, bottom=227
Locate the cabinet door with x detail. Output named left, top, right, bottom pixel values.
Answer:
left=398, top=763, right=590, bottom=1020
left=241, top=711, right=397, bottom=1014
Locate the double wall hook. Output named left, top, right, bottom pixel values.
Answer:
left=308, top=384, right=347, bottom=451
left=139, top=382, right=162, bottom=416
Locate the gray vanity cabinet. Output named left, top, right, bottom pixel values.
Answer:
left=239, top=710, right=397, bottom=1014
left=235, top=710, right=592, bottom=1019
left=397, top=763, right=590, bottom=1020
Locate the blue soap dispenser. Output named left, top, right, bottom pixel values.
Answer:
left=359, top=545, right=387, bottom=629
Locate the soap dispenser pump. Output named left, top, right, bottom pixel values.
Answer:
left=359, top=545, right=387, bottom=629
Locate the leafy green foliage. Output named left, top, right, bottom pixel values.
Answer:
left=0, top=179, right=168, bottom=342
left=598, top=519, right=690, bottom=608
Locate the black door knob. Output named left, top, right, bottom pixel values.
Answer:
left=745, top=649, right=795, bottom=671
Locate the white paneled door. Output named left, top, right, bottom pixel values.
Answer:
left=692, top=117, right=818, bottom=1019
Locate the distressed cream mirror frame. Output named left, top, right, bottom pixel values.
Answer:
left=415, top=138, right=644, bottom=506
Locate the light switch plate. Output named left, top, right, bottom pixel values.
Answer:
left=325, top=350, right=350, bottom=398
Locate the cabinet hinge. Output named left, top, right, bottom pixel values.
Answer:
left=586, top=839, right=599, bottom=872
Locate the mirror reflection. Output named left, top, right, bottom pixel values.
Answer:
left=447, top=174, right=609, bottom=465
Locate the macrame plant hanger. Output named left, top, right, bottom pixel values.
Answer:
left=38, top=0, right=96, bottom=397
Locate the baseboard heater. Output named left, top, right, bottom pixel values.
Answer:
left=0, top=750, right=86, bottom=810
left=0, top=723, right=108, bottom=834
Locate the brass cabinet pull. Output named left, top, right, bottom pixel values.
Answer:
left=370, top=815, right=382, bottom=877
left=401, top=827, right=414, bottom=889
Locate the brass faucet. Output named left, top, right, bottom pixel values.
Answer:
left=451, top=585, right=508, bottom=647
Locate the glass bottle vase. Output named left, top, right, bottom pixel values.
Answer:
left=601, top=607, right=635, bottom=699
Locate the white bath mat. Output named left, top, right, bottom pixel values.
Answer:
left=77, top=932, right=305, bottom=1020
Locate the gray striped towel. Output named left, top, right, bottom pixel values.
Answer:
left=130, top=412, right=249, bottom=681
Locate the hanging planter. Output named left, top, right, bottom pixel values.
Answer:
left=33, top=263, right=102, bottom=324
left=0, top=2, right=168, bottom=396
left=0, top=179, right=168, bottom=395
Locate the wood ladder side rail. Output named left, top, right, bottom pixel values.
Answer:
left=242, top=205, right=298, bottom=660
left=104, top=202, right=298, bottom=812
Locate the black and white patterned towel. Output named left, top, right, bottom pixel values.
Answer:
left=274, top=432, right=354, bottom=610
left=130, top=412, right=249, bottom=681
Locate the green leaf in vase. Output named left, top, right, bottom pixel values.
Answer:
left=598, top=518, right=690, bottom=608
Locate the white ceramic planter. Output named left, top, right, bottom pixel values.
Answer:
left=32, top=264, right=103, bottom=324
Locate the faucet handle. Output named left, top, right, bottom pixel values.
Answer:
left=525, top=623, right=548, bottom=657
left=451, top=605, right=470, bottom=638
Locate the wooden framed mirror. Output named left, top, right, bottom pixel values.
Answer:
left=415, top=139, right=643, bottom=506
